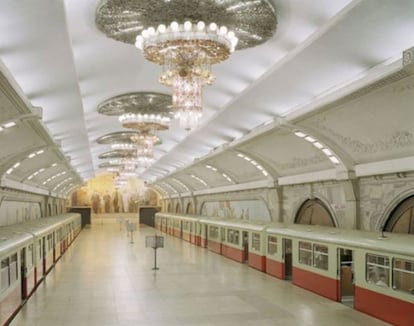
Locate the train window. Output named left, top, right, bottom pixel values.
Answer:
left=221, top=228, right=226, bottom=242
left=313, top=244, right=328, bottom=270
left=267, top=236, right=277, bottom=255
left=28, top=244, right=34, bottom=268
left=1, top=258, right=10, bottom=292
left=392, top=258, right=414, bottom=294
left=38, top=239, right=42, bottom=259
left=10, top=254, right=18, bottom=284
left=47, top=234, right=51, bottom=251
left=227, top=229, right=240, bottom=245
left=251, top=233, right=261, bottom=251
left=299, top=241, right=312, bottom=266
left=209, top=226, right=219, bottom=239
left=366, top=254, right=390, bottom=287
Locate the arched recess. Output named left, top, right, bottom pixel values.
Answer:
left=295, top=198, right=336, bottom=227
left=186, top=202, right=194, bottom=214
left=384, top=195, right=414, bottom=234
left=47, top=203, right=52, bottom=217
left=176, top=202, right=181, bottom=214
left=167, top=202, right=172, bottom=213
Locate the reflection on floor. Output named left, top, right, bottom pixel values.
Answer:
left=11, top=222, right=390, bottom=326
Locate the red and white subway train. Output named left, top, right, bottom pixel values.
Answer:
left=155, top=212, right=414, bottom=326
left=0, top=213, right=82, bottom=326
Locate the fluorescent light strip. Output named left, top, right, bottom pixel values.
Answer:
left=52, top=177, right=73, bottom=191
left=236, top=153, right=270, bottom=177
left=293, top=130, right=341, bottom=165
left=205, top=164, right=217, bottom=172
left=206, top=164, right=233, bottom=183
left=162, top=182, right=178, bottom=193
left=190, top=174, right=208, bottom=186
left=3, top=121, right=16, bottom=128
left=172, top=178, right=190, bottom=191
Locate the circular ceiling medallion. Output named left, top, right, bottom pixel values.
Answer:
left=98, top=150, right=136, bottom=159
left=98, top=162, right=123, bottom=169
left=95, top=0, right=277, bottom=50
left=96, top=131, right=140, bottom=145
left=98, top=92, right=172, bottom=131
left=96, top=131, right=162, bottom=146
left=97, top=92, right=172, bottom=116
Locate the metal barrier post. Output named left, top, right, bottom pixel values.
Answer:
left=146, top=235, right=164, bottom=270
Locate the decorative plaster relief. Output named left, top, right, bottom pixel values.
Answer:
left=311, top=117, right=414, bottom=154
left=272, top=153, right=327, bottom=171
left=282, top=185, right=311, bottom=223
left=201, top=199, right=271, bottom=222
left=359, top=175, right=414, bottom=231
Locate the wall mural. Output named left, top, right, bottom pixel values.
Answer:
left=201, top=199, right=270, bottom=222
left=69, top=173, right=158, bottom=214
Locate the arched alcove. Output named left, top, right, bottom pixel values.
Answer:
left=176, top=202, right=181, bottom=214
left=167, top=202, right=172, bottom=213
left=295, top=198, right=336, bottom=227
left=384, top=195, right=414, bottom=234
left=186, top=202, right=194, bottom=214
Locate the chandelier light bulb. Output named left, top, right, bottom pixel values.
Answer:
left=147, top=27, right=156, bottom=35
left=197, top=21, right=205, bottom=31
left=170, top=21, right=179, bottom=32
left=158, top=24, right=166, bottom=33
left=135, top=35, right=144, bottom=49
left=208, top=22, right=217, bottom=31
left=184, top=21, right=192, bottom=31
left=219, top=26, right=228, bottom=35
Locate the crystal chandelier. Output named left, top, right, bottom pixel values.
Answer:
left=119, top=112, right=170, bottom=132
left=130, top=132, right=160, bottom=162
left=131, top=132, right=161, bottom=158
left=135, top=21, right=238, bottom=130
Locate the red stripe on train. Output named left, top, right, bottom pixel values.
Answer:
left=355, top=286, right=414, bottom=326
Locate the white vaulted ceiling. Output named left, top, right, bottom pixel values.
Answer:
left=0, top=0, right=414, bottom=196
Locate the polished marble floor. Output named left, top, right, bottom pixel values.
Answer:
left=11, top=221, right=390, bottom=326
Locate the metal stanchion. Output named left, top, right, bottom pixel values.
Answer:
left=145, top=235, right=164, bottom=270
left=126, top=221, right=137, bottom=244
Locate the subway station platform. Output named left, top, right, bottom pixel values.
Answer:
left=11, top=222, right=390, bottom=326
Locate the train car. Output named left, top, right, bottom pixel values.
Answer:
left=0, top=213, right=82, bottom=326
left=0, top=229, right=33, bottom=325
left=203, top=219, right=225, bottom=255
left=155, top=213, right=203, bottom=246
left=265, top=224, right=414, bottom=326
left=201, top=219, right=267, bottom=271
left=154, top=213, right=414, bottom=325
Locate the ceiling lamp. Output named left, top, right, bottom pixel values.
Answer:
left=97, top=131, right=161, bottom=173
left=135, top=21, right=238, bottom=130
left=96, top=0, right=278, bottom=130
left=97, top=92, right=172, bottom=132
left=130, top=131, right=160, bottom=161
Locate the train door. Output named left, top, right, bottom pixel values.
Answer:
left=338, top=248, right=354, bottom=306
left=242, top=231, right=249, bottom=263
left=42, top=237, right=46, bottom=276
left=20, top=247, right=27, bottom=299
left=283, top=238, right=292, bottom=280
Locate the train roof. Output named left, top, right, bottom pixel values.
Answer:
left=266, top=224, right=414, bottom=257
left=0, top=228, right=33, bottom=256
left=202, top=219, right=268, bottom=231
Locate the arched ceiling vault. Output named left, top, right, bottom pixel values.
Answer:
left=0, top=1, right=413, bottom=198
